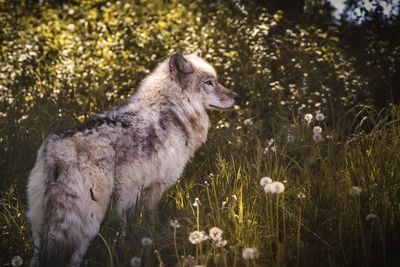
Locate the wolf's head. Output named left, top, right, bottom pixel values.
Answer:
left=168, top=52, right=239, bottom=110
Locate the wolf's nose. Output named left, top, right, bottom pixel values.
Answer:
left=233, top=93, right=240, bottom=102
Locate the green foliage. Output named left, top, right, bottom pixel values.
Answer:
left=0, top=0, right=399, bottom=266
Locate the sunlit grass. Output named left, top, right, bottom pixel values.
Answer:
left=2, top=106, right=398, bottom=266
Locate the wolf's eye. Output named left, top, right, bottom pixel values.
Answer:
left=205, top=80, right=213, bottom=86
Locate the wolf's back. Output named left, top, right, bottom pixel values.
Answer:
left=27, top=137, right=85, bottom=266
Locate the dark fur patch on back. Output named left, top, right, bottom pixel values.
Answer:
left=57, top=113, right=134, bottom=138
left=142, top=124, right=161, bottom=155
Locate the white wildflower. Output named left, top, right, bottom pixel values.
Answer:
left=316, top=112, right=325, bottom=121
left=350, top=186, right=362, bottom=196
left=209, top=227, right=223, bottom=241
left=141, top=237, right=152, bottom=246
left=313, top=126, right=322, bottom=134
left=304, top=113, right=313, bottom=123
left=365, top=213, right=378, bottom=221
left=170, top=219, right=180, bottom=228
left=287, top=134, right=295, bottom=143
left=312, top=133, right=323, bottom=142
left=189, top=231, right=208, bottom=244
left=213, top=238, right=227, bottom=248
left=297, top=192, right=306, bottom=199
left=244, top=118, right=253, bottom=126
left=193, top=198, right=201, bottom=207
left=11, top=256, right=23, bottom=267
left=271, top=181, right=285, bottom=194
left=67, top=23, right=75, bottom=31
left=242, top=247, right=259, bottom=260
left=260, top=177, right=273, bottom=187
left=130, top=256, right=141, bottom=267
left=264, top=183, right=276, bottom=194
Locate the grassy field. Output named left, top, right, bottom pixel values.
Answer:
left=1, top=105, right=400, bottom=267
left=1, top=1, right=400, bottom=266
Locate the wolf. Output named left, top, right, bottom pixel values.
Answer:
left=27, top=52, right=239, bottom=266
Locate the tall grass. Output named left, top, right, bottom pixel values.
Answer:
left=1, top=106, right=399, bottom=266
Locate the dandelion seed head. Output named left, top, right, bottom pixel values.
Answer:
left=316, top=113, right=325, bottom=121
left=242, top=247, right=259, bottom=260
left=11, top=256, right=23, bottom=267
left=260, top=177, right=273, bottom=187
left=313, top=126, right=322, bottom=134
left=287, top=134, right=295, bottom=143
left=350, top=186, right=361, bottom=196
left=244, top=118, right=253, bottom=126
left=189, top=231, right=208, bottom=244
left=130, top=256, right=141, bottom=267
left=304, top=113, right=313, bottom=123
left=193, top=197, right=201, bottom=207
left=297, top=192, right=306, bottom=199
left=312, top=133, right=323, bottom=142
left=213, top=238, right=228, bottom=248
left=271, top=181, right=285, bottom=193
left=141, top=237, right=152, bottom=246
left=170, top=219, right=180, bottom=228
left=209, top=227, right=223, bottom=240
left=264, top=183, right=275, bottom=194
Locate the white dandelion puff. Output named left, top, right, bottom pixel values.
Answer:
left=130, top=256, right=141, bottom=267
left=260, top=177, right=273, bottom=187
left=365, top=213, right=378, bottom=221
left=189, top=231, right=208, bottom=244
left=141, top=237, right=152, bottom=246
left=11, top=256, right=23, bottom=267
left=287, top=134, right=295, bottom=143
left=312, top=133, right=323, bottom=142
left=242, top=247, right=260, bottom=260
left=67, top=23, right=75, bottom=31
left=271, top=181, right=285, bottom=194
left=316, top=113, right=325, bottom=121
left=264, top=183, right=276, bottom=194
left=349, top=186, right=361, bottom=196
left=209, top=227, right=223, bottom=241
left=244, top=118, right=253, bottom=126
left=297, top=192, right=306, bottom=199
left=313, top=126, right=322, bottom=134
left=213, top=238, right=228, bottom=248
left=193, top=197, right=201, bottom=207
left=304, top=113, right=313, bottom=123
left=170, top=219, right=180, bottom=228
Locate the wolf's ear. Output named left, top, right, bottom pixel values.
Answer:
left=169, top=53, right=194, bottom=79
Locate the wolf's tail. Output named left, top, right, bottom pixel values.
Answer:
left=40, top=159, right=86, bottom=266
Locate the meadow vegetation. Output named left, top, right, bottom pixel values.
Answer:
left=0, top=0, right=399, bottom=266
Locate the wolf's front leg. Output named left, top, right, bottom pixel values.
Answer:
left=143, top=182, right=167, bottom=220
